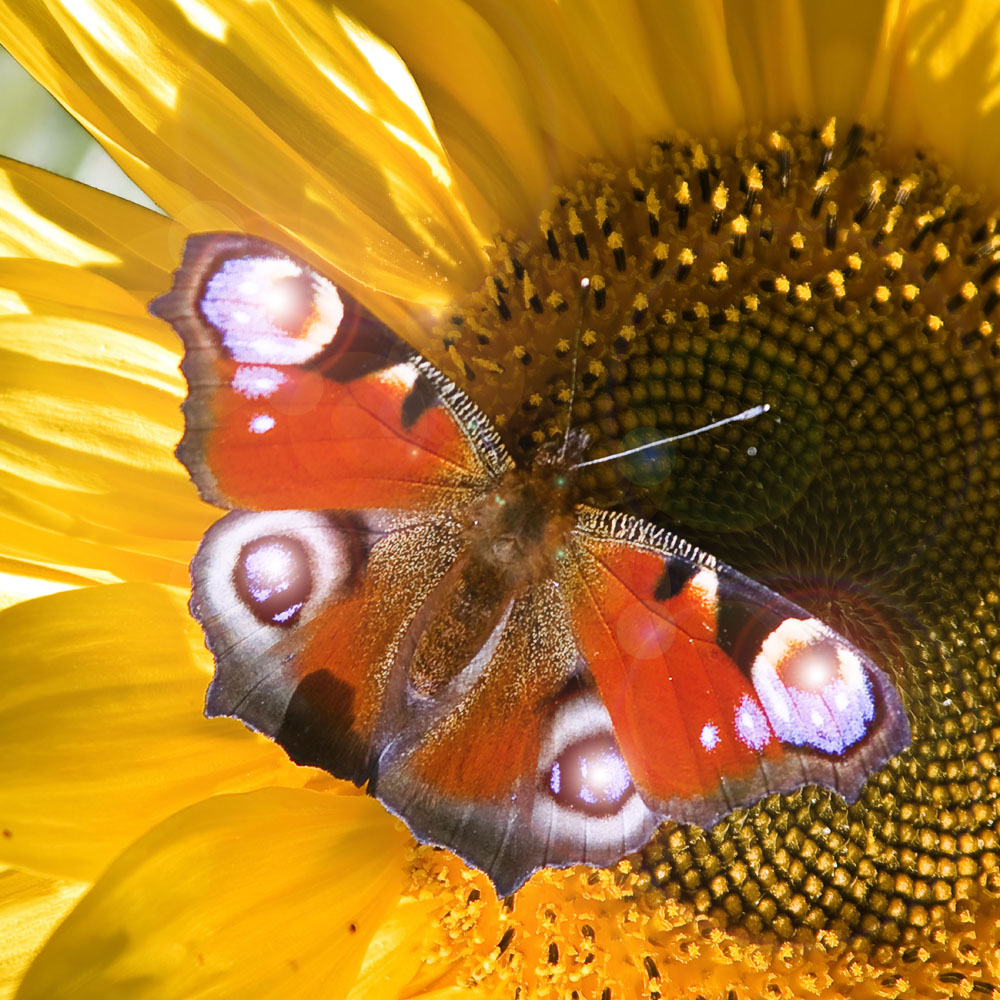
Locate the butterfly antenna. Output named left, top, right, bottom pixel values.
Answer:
left=572, top=403, right=771, bottom=469
left=559, top=277, right=592, bottom=460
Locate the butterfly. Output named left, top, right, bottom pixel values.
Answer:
left=151, top=232, right=910, bottom=897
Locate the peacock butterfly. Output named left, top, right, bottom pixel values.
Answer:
left=150, top=233, right=910, bottom=896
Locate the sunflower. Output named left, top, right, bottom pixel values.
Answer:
left=3, top=1, right=1000, bottom=997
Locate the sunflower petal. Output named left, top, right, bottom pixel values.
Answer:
left=721, top=0, right=815, bottom=124
left=0, top=585, right=307, bottom=882
left=0, top=867, right=86, bottom=1000
left=0, top=255, right=214, bottom=585
left=631, top=0, right=745, bottom=137
left=475, top=0, right=746, bottom=164
left=0, top=156, right=184, bottom=300
left=0, top=0, right=489, bottom=301
left=333, top=0, right=553, bottom=234
left=553, top=0, right=678, bottom=141
left=799, top=0, right=894, bottom=125
left=879, top=0, right=1000, bottom=197
left=346, top=896, right=438, bottom=1000
left=462, top=0, right=627, bottom=166
left=16, top=789, right=406, bottom=1000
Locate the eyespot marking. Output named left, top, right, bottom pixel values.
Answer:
left=200, top=255, right=344, bottom=364
left=548, top=734, right=634, bottom=816
left=234, top=535, right=312, bottom=626
left=752, top=617, right=875, bottom=754
left=232, top=365, right=287, bottom=399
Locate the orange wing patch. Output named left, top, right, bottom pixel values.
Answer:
left=564, top=536, right=779, bottom=810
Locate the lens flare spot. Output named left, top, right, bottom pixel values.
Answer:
left=614, top=602, right=674, bottom=661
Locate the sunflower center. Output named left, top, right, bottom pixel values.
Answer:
left=430, top=121, right=1000, bottom=980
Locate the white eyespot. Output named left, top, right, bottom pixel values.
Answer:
left=194, top=510, right=366, bottom=736
left=201, top=255, right=345, bottom=364
left=248, top=414, right=275, bottom=434
left=573, top=744, right=633, bottom=806
left=734, top=694, right=772, bottom=751
left=193, top=509, right=361, bottom=643
left=232, top=365, right=287, bottom=400
left=751, top=617, right=875, bottom=754
left=529, top=686, right=658, bottom=865
left=700, top=722, right=720, bottom=751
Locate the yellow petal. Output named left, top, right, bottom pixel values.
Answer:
left=0, top=256, right=213, bottom=586
left=346, top=896, right=437, bottom=1000
left=0, top=867, right=86, bottom=1000
left=0, top=0, right=489, bottom=303
left=17, top=789, right=406, bottom=1000
left=556, top=0, right=678, bottom=142
left=721, top=0, right=815, bottom=124
left=799, top=0, right=896, bottom=125
left=0, top=585, right=306, bottom=882
left=878, top=0, right=1000, bottom=200
left=0, top=155, right=186, bottom=301
left=0, top=557, right=90, bottom=611
left=633, top=0, right=745, bottom=138
left=473, top=0, right=746, bottom=164
left=334, top=0, right=553, bottom=234
left=461, top=0, right=628, bottom=167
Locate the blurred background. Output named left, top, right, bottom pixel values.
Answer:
left=1, top=44, right=157, bottom=209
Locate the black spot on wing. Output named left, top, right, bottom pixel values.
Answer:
left=311, top=294, right=413, bottom=382
left=714, top=572, right=803, bottom=677
left=401, top=373, right=439, bottom=429
left=653, top=558, right=699, bottom=602
left=275, top=670, right=372, bottom=785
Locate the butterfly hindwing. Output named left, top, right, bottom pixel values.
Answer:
left=369, top=584, right=660, bottom=895
left=563, top=507, right=911, bottom=826
left=151, top=232, right=511, bottom=512
left=192, top=507, right=464, bottom=785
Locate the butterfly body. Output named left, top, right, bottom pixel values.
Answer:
left=152, top=233, right=910, bottom=896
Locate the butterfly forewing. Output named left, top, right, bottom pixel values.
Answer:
left=150, top=232, right=511, bottom=512
left=564, top=507, right=910, bottom=826
left=155, top=232, right=911, bottom=899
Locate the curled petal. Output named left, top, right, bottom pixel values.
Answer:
left=0, top=585, right=307, bottom=881
left=17, top=789, right=407, bottom=1000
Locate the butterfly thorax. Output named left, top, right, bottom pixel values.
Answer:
left=406, top=463, right=576, bottom=699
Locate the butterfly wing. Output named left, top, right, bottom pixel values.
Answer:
left=155, top=234, right=654, bottom=895
left=561, top=507, right=911, bottom=827
left=152, top=232, right=513, bottom=782
left=187, top=507, right=466, bottom=784
left=151, top=232, right=511, bottom=512
left=189, top=497, right=659, bottom=894
left=368, top=582, right=661, bottom=896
